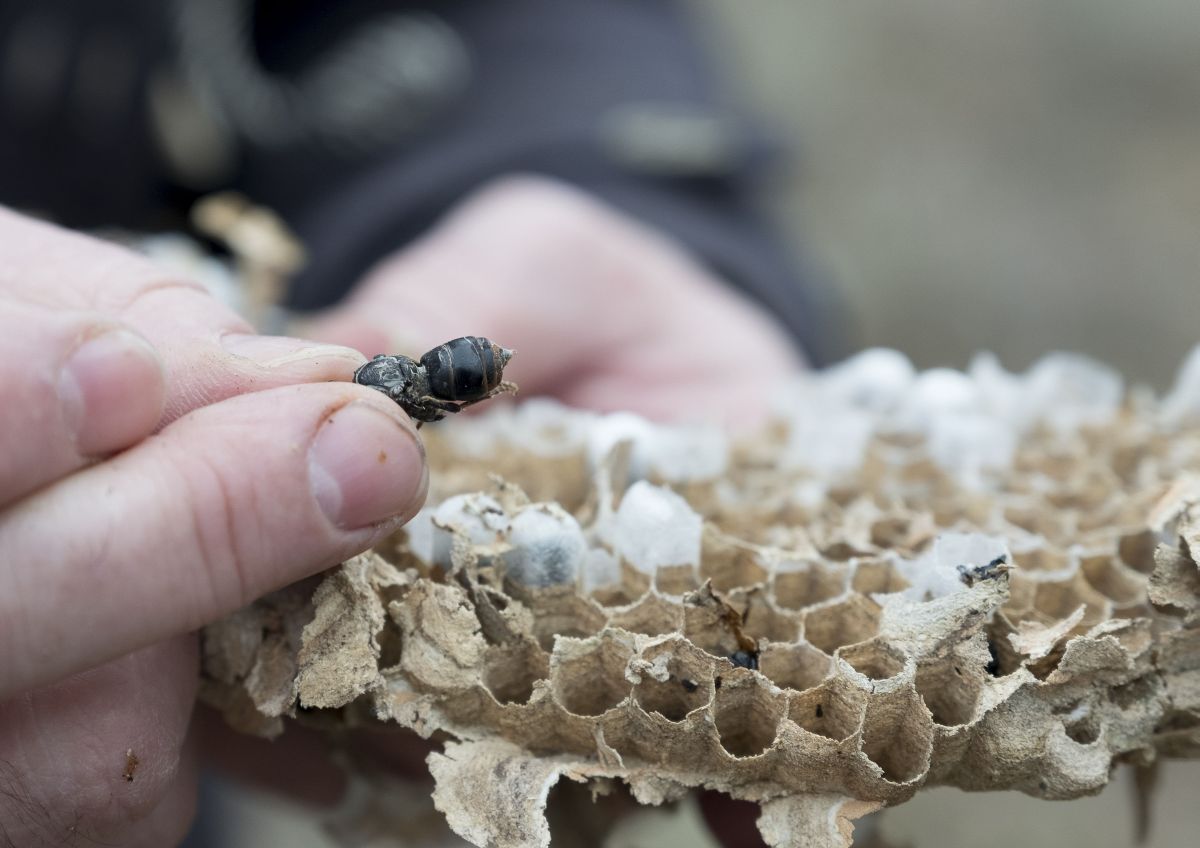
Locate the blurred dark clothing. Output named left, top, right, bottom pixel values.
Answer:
left=0, top=0, right=836, bottom=360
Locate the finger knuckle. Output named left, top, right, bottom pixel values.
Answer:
left=470, top=174, right=616, bottom=242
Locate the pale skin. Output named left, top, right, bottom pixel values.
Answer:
left=0, top=176, right=803, bottom=846
left=303, top=177, right=805, bottom=429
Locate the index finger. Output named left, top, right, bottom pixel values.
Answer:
left=0, top=208, right=367, bottom=424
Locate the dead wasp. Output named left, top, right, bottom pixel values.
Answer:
left=354, top=336, right=516, bottom=425
left=957, top=554, right=1013, bottom=587
left=729, top=650, right=760, bottom=671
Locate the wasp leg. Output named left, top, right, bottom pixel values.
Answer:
left=443, top=399, right=466, bottom=412
left=385, top=383, right=412, bottom=404
left=453, top=383, right=518, bottom=414
left=482, top=381, right=518, bottom=400
left=422, top=397, right=465, bottom=416
left=391, top=396, right=441, bottom=425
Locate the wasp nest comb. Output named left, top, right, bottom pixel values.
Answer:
left=202, top=347, right=1200, bottom=848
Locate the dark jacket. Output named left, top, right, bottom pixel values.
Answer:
left=0, top=0, right=836, bottom=359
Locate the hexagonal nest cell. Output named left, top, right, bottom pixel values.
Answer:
left=201, top=348, right=1200, bottom=848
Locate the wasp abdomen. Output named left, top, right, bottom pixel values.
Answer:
left=421, top=336, right=512, bottom=401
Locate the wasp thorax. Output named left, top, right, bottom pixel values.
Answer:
left=421, top=336, right=514, bottom=402
left=353, top=353, right=423, bottom=392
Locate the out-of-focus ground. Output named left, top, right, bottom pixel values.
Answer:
left=204, top=761, right=1197, bottom=847
left=699, top=0, right=1200, bottom=387
left=207, top=2, right=1199, bottom=845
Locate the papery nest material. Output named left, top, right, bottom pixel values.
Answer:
left=202, top=347, right=1200, bottom=848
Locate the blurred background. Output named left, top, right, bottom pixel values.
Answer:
left=198, top=1, right=1200, bottom=845
left=700, top=0, right=1200, bottom=389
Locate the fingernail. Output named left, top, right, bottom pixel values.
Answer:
left=222, top=333, right=366, bottom=369
left=309, top=401, right=427, bottom=530
left=60, top=328, right=164, bottom=455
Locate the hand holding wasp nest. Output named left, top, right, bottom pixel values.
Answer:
left=302, top=176, right=806, bottom=430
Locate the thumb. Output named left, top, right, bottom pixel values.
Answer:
left=0, top=382, right=427, bottom=697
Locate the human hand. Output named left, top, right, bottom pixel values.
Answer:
left=302, top=176, right=806, bottom=430
left=0, top=209, right=428, bottom=846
